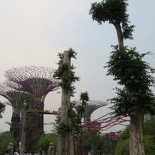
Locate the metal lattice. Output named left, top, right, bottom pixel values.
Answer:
left=4, top=66, right=60, bottom=96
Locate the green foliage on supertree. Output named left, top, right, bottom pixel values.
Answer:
left=89, top=0, right=134, bottom=39
left=5, top=90, right=40, bottom=111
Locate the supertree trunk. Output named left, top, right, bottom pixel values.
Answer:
left=26, top=97, right=44, bottom=148
left=10, top=108, right=21, bottom=138
left=0, top=84, right=23, bottom=140
left=20, top=108, right=27, bottom=153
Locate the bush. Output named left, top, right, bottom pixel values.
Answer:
left=115, top=135, right=155, bottom=155
left=0, top=132, right=14, bottom=155
left=37, top=133, right=58, bottom=154
left=144, top=135, right=155, bottom=155
left=115, top=139, right=129, bottom=155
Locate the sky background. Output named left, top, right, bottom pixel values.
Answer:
left=0, top=0, right=155, bottom=133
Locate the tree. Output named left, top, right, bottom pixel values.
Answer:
left=70, top=92, right=89, bottom=134
left=71, top=92, right=89, bottom=155
left=0, top=82, right=42, bottom=152
left=0, top=102, right=5, bottom=118
left=4, top=66, right=59, bottom=149
left=115, top=138, right=129, bottom=155
left=37, top=133, right=58, bottom=154
left=54, top=92, right=89, bottom=155
left=5, top=90, right=32, bottom=153
left=106, top=45, right=155, bottom=155
left=115, top=118, right=155, bottom=155
left=84, top=131, right=105, bottom=155
left=90, top=0, right=155, bottom=155
left=0, top=132, right=14, bottom=155
left=54, top=48, right=79, bottom=155
left=89, top=0, right=134, bottom=47
left=143, top=116, right=155, bottom=136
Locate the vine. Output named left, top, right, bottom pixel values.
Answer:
left=53, top=48, right=80, bottom=96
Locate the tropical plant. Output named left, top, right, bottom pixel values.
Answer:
left=84, top=131, right=106, bottom=155
left=0, top=102, right=5, bottom=118
left=116, top=117, right=155, bottom=155
left=54, top=92, right=89, bottom=155
left=37, top=133, right=58, bottom=154
left=90, top=0, right=134, bottom=47
left=115, top=138, right=129, bottom=155
left=90, top=1, right=155, bottom=154
left=0, top=132, right=14, bottom=155
left=143, top=116, right=155, bottom=135
left=105, top=45, right=155, bottom=155
left=53, top=48, right=79, bottom=155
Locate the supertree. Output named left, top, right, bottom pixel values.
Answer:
left=75, top=100, right=107, bottom=123
left=83, top=100, right=107, bottom=123
left=78, top=101, right=129, bottom=155
left=4, top=66, right=60, bottom=149
left=0, top=82, right=29, bottom=139
left=81, top=101, right=128, bottom=131
left=73, top=100, right=107, bottom=155
left=75, top=99, right=129, bottom=132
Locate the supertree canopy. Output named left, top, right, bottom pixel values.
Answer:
left=83, top=100, right=107, bottom=123
left=75, top=99, right=129, bottom=132
left=5, top=66, right=59, bottom=97
left=4, top=66, right=60, bottom=149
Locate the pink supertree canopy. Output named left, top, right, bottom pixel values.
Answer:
left=4, top=66, right=60, bottom=97
left=75, top=99, right=129, bottom=132
left=83, top=100, right=107, bottom=122
left=0, top=82, right=29, bottom=107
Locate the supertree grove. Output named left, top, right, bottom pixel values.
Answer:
left=4, top=66, right=60, bottom=149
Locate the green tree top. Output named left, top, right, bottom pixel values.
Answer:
left=0, top=102, right=5, bottom=118
left=90, top=0, right=134, bottom=46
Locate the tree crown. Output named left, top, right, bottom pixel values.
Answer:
left=90, top=0, right=134, bottom=39
left=105, top=46, right=155, bottom=116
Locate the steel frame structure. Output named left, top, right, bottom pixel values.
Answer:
left=0, top=83, right=29, bottom=138
left=74, top=100, right=129, bottom=155
left=1, top=66, right=60, bottom=147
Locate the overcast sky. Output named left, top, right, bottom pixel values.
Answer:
left=0, top=0, right=155, bottom=133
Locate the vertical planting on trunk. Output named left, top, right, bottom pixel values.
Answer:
left=54, top=48, right=79, bottom=155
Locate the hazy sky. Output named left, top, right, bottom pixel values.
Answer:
left=0, top=0, right=155, bottom=133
